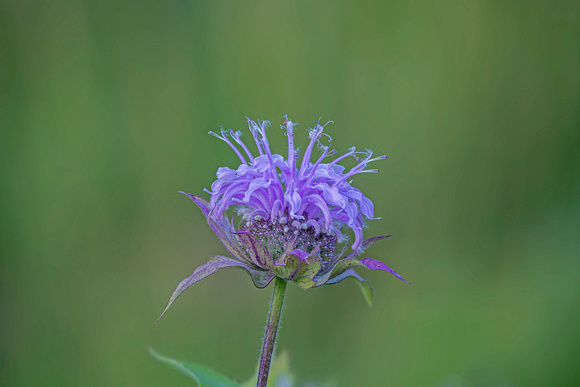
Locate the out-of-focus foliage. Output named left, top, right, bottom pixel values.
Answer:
left=150, top=348, right=239, bottom=386
left=1, top=1, right=578, bottom=386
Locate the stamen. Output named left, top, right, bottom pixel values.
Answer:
left=209, top=129, right=248, bottom=165
left=331, top=151, right=387, bottom=187
left=321, top=119, right=334, bottom=128
left=328, top=146, right=356, bottom=168
left=298, top=126, right=323, bottom=178
left=229, top=130, right=255, bottom=163
left=283, top=118, right=297, bottom=186
left=246, top=117, right=264, bottom=156
left=319, top=132, right=333, bottom=143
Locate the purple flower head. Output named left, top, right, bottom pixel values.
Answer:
left=157, top=117, right=409, bottom=322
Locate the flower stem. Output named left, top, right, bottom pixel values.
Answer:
left=257, top=277, right=287, bottom=387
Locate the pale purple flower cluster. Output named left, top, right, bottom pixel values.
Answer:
left=158, top=117, right=408, bottom=321
left=207, top=117, right=383, bottom=251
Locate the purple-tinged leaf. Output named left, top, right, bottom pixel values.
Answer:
left=234, top=231, right=273, bottom=269
left=180, top=192, right=252, bottom=264
left=314, top=258, right=361, bottom=286
left=342, top=235, right=392, bottom=261
left=157, top=256, right=258, bottom=322
left=359, top=258, right=410, bottom=284
left=179, top=191, right=211, bottom=218
left=206, top=217, right=253, bottom=265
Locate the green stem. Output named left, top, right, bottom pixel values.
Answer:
left=257, top=277, right=287, bottom=387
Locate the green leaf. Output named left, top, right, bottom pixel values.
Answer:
left=149, top=348, right=240, bottom=387
left=293, top=254, right=321, bottom=289
left=272, top=254, right=300, bottom=279
left=353, top=276, right=374, bottom=307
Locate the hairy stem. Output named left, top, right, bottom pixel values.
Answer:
left=257, top=277, right=287, bottom=387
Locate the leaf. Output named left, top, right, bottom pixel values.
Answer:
left=328, top=258, right=364, bottom=279
left=235, top=231, right=273, bottom=269
left=325, top=269, right=374, bottom=306
left=180, top=192, right=211, bottom=218
left=315, top=253, right=409, bottom=288
left=244, top=268, right=276, bottom=289
left=312, top=235, right=392, bottom=287
left=157, top=256, right=257, bottom=322
left=359, top=258, right=410, bottom=284
left=180, top=192, right=252, bottom=265
left=341, top=235, right=392, bottom=261
left=149, top=348, right=240, bottom=387
left=272, top=254, right=300, bottom=280
left=355, top=278, right=374, bottom=307
left=293, top=254, right=321, bottom=289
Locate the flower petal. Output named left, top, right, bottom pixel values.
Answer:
left=157, top=255, right=260, bottom=322
left=243, top=178, right=272, bottom=202
left=284, top=188, right=302, bottom=217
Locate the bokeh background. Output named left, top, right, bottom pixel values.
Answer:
left=1, top=1, right=579, bottom=386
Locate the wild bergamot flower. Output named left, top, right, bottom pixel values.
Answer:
left=158, top=116, right=408, bottom=321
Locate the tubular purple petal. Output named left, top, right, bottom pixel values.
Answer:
left=206, top=117, right=387, bottom=256
left=304, top=194, right=332, bottom=229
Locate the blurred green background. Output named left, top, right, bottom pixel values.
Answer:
left=1, top=0, right=579, bottom=386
